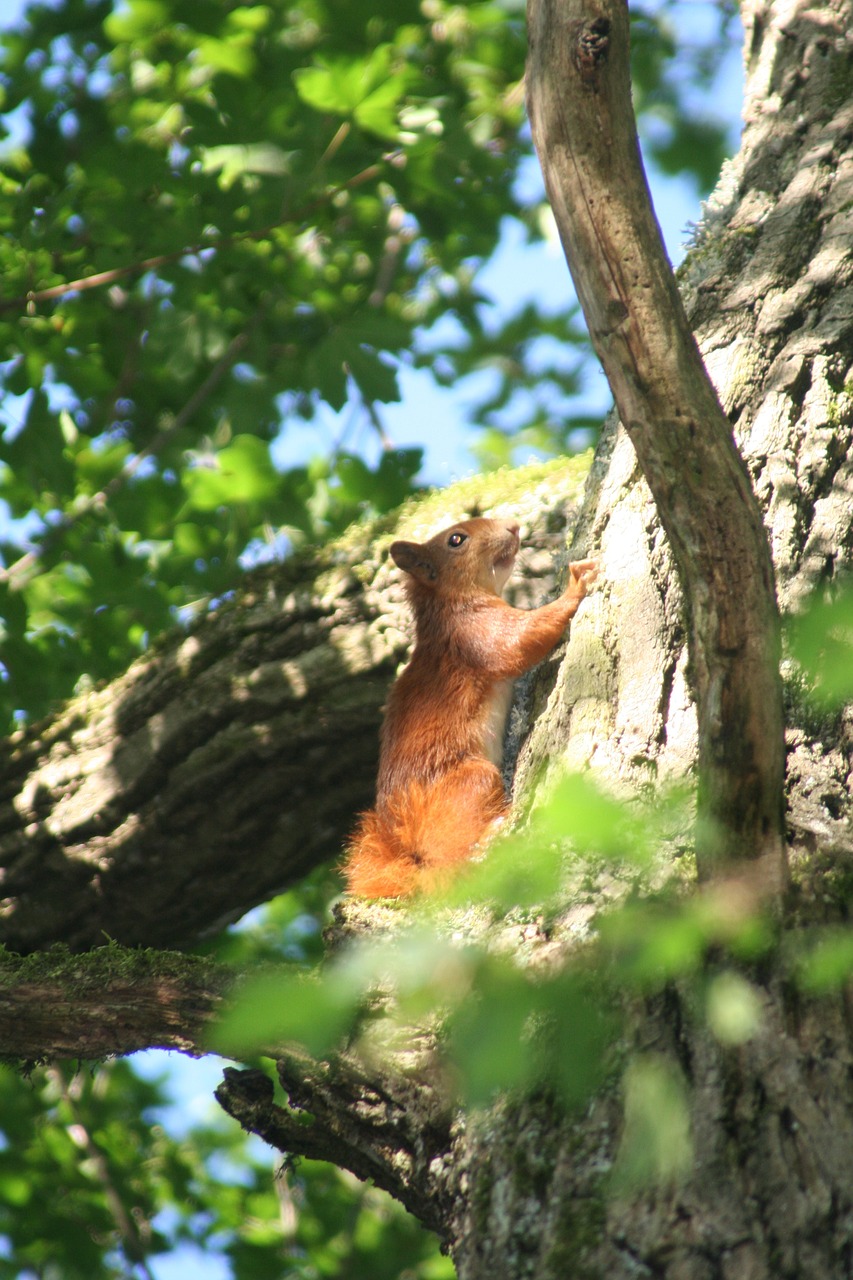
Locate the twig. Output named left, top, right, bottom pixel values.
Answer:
left=1, top=159, right=387, bottom=314
left=46, top=1066, right=158, bottom=1280
left=361, top=394, right=395, bottom=453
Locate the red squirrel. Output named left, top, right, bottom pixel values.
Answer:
left=344, top=517, right=597, bottom=897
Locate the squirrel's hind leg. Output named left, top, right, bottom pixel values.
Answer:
left=343, top=762, right=507, bottom=898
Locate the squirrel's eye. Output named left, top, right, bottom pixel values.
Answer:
left=448, top=531, right=467, bottom=548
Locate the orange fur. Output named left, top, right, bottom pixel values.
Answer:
left=344, top=517, right=596, bottom=897
left=345, top=760, right=508, bottom=897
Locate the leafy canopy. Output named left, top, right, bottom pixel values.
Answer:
left=0, top=0, right=736, bottom=727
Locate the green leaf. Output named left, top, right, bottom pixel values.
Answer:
left=787, top=586, right=853, bottom=707
left=448, top=961, right=534, bottom=1105
left=198, top=144, right=296, bottom=190
left=181, top=436, right=280, bottom=513
left=292, top=46, right=395, bottom=116
left=612, top=1055, right=693, bottom=1190
left=211, top=969, right=357, bottom=1058
left=197, top=37, right=256, bottom=79
left=794, top=928, right=853, bottom=993
left=355, top=77, right=410, bottom=141
left=103, top=0, right=169, bottom=43
left=536, top=771, right=642, bottom=859
left=705, top=971, right=763, bottom=1045
left=331, top=447, right=421, bottom=515
left=225, top=5, right=272, bottom=34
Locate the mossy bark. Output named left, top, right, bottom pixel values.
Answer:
left=0, top=944, right=230, bottom=1060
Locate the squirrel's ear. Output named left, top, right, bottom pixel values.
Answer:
left=390, top=540, right=438, bottom=583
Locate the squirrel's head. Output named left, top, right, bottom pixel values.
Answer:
left=390, top=517, right=520, bottom=598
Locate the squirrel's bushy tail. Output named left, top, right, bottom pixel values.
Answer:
left=344, top=763, right=507, bottom=897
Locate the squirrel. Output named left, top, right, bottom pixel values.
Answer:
left=343, top=516, right=597, bottom=897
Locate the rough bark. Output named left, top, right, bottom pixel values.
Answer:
left=517, top=0, right=853, bottom=864
left=216, top=1049, right=455, bottom=1240
left=446, top=982, right=853, bottom=1280
left=525, top=0, right=786, bottom=888
left=0, top=461, right=589, bottom=954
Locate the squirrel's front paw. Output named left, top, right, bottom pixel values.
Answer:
left=568, top=558, right=599, bottom=597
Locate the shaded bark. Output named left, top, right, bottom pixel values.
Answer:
left=216, top=948, right=853, bottom=1280
left=0, top=462, right=588, bottom=953
left=0, top=536, right=393, bottom=953
left=447, top=982, right=853, bottom=1280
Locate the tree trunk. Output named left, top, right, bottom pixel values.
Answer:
left=526, top=0, right=786, bottom=887
left=519, top=0, right=853, bottom=863
left=220, top=3, right=853, bottom=1277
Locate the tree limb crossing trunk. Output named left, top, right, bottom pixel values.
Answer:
left=526, top=0, right=787, bottom=889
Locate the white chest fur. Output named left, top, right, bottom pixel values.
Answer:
left=481, top=679, right=514, bottom=767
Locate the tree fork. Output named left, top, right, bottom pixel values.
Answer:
left=525, top=0, right=787, bottom=887
left=0, top=465, right=586, bottom=955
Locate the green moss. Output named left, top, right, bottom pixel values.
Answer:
left=782, top=667, right=843, bottom=744
left=826, top=55, right=853, bottom=113
left=467, top=1128, right=498, bottom=1236
left=338, top=456, right=590, bottom=544
left=788, top=846, right=853, bottom=926
left=541, top=1193, right=607, bottom=1279
left=0, top=940, right=223, bottom=991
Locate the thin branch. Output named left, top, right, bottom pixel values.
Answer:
left=1, top=159, right=386, bottom=315
left=111, top=330, right=252, bottom=489
left=47, top=1066, right=159, bottom=1280
left=362, top=395, right=395, bottom=452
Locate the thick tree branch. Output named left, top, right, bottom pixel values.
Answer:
left=525, top=0, right=787, bottom=887
left=0, top=535, right=393, bottom=953
left=0, top=946, right=230, bottom=1060
left=0, top=464, right=587, bottom=954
